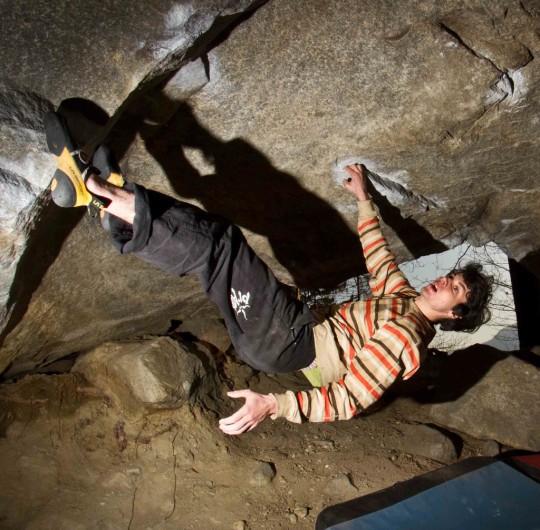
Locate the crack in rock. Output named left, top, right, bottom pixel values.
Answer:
left=166, top=428, right=180, bottom=521
left=128, top=484, right=138, bottom=530
left=439, top=23, right=505, bottom=74
left=334, top=159, right=439, bottom=211
left=365, top=169, right=440, bottom=211
left=439, top=16, right=533, bottom=111
left=496, top=72, right=514, bottom=98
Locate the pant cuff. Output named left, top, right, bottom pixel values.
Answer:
left=108, top=183, right=153, bottom=254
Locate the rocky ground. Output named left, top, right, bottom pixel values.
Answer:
left=0, top=346, right=501, bottom=530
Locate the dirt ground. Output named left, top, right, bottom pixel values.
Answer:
left=0, top=361, right=488, bottom=530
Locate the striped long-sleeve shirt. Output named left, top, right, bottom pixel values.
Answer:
left=272, top=199, right=435, bottom=423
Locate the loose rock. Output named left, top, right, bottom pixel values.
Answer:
left=324, top=474, right=358, bottom=497
left=73, top=336, right=219, bottom=415
left=294, top=506, right=309, bottom=519
left=250, top=461, right=276, bottom=486
left=402, top=424, right=457, bottom=463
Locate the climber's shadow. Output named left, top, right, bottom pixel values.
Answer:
left=368, top=183, right=448, bottom=258
left=139, top=101, right=364, bottom=288
left=113, top=93, right=453, bottom=288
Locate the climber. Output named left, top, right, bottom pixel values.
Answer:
left=44, top=111, right=493, bottom=435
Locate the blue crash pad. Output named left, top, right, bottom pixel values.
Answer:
left=326, top=461, right=540, bottom=530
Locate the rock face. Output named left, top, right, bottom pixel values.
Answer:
left=73, top=336, right=221, bottom=415
left=0, top=0, right=265, bottom=375
left=401, top=424, right=458, bottom=463
left=1, top=0, right=540, bottom=375
left=427, top=353, right=539, bottom=451
left=394, top=345, right=540, bottom=451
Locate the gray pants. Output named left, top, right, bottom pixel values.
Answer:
left=107, top=184, right=316, bottom=373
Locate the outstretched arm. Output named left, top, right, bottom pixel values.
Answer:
left=342, top=164, right=417, bottom=297
left=271, top=319, right=426, bottom=424
left=219, top=317, right=425, bottom=431
left=219, top=389, right=277, bottom=435
left=342, top=163, right=370, bottom=201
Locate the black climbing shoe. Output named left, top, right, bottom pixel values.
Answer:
left=92, top=144, right=125, bottom=188
left=44, top=111, right=108, bottom=210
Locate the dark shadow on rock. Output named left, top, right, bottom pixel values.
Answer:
left=204, top=2, right=263, bottom=55
left=137, top=100, right=364, bottom=288
left=0, top=99, right=110, bottom=355
left=509, top=253, right=540, bottom=349
left=368, top=184, right=448, bottom=258
left=384, top=343, right=540, bottom=407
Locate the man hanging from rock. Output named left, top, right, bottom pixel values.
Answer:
left=44, top=112, right=493, bottom=435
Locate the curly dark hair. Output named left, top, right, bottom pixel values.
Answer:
left=438, top=262, right=494, bottom=333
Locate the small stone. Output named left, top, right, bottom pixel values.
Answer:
left=233, top=520, right=248, bottom=530
left=250, top=461, right=276, bottom=486
left=294, top=507, right=309, bottom=519
left=402, top=424, right=457, bottom=463
left=324, top=474, right=358, bottom=497
left=313, top=440, right=335, bottom=449
left=476, top=439, right=500, bottom=457
left=288, top=513, right=298, bottom=524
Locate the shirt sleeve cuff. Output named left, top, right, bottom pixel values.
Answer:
left=357, top=199, right=377, bottom=218
left=269, top=392, right=303, bottom=423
